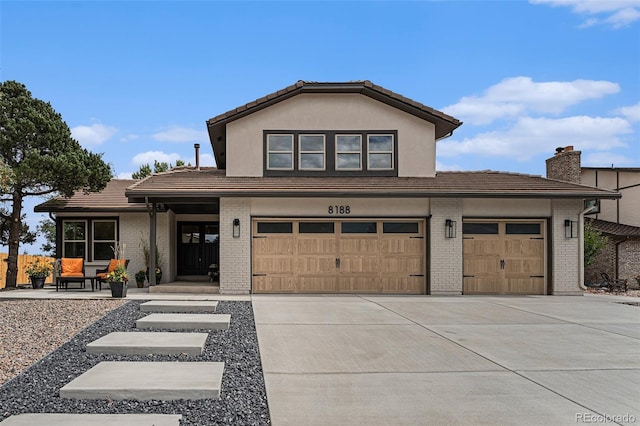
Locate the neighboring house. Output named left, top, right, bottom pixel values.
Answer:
left=36, top=81, right=619, bottom=295
left=581, top=165, right=639, bottom=283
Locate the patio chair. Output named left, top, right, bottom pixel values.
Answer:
left=56, top=258, right=86, bottom=291
left=599, top=272, right=628, bottom=293
left=95, top=259, right=129, bottom=291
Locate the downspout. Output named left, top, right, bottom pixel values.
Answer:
left=579, top=204, right=599, bottom=290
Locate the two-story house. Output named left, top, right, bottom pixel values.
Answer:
left=36, top=81, right=619, bottom=295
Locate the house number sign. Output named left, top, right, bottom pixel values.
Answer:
left=328, top=205, right=351, bottom=215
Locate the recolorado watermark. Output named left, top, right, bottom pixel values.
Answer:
left=576, top=413, right=637, bottom=423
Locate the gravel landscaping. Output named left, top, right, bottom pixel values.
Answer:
left=0, top=300, right=270, bottom=425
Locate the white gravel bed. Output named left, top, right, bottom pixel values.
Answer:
left=0, top=298, right=127, bottom=385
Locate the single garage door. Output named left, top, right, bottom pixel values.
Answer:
left=463, top=220, right=546, bottom=295
left=252, top=219, right=425, bottom=294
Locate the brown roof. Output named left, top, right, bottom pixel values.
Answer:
left=123, top=168, right=620, bottom=202
left=35, top=179, right=147, bottom=213
left=206, top=81, right=463, bottom=169
left=586, top=218, right=640, bottom=237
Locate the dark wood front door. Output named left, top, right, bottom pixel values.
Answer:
left=177, top=222, right=219, bottom=275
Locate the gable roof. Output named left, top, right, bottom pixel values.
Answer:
left=206, top=80, right=462, bottom=169
left=34, top=179, right=147, bottom=213
left=586, top=218, right=640, bottom=238
left=123, top=168, right=620, bottom=202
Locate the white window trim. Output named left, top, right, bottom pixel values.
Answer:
left=92, top=219, right=118, bottom=261
left=335, top=134, right=362, bottom=171
left=62, top=219, right=87, bottom=258
left=267, top=134, right=294, bottom=170
left=298, top=134, right=326, bottom=171
left=367, top=134, right=394, bottom=170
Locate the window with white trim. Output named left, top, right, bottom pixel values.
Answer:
left=267, top=134, right=294, bottom=170
left=93, top=220, right=117, bottom=260
left=336, top=134, right=362, bottom=170
left=62, top=220, right=87, bottom=258
left=368, top=134, right=394, bottom=170
left=299, top=135, right=325, bottom=170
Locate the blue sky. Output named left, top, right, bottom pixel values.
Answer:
left=2, top=0, right=639, bottom=254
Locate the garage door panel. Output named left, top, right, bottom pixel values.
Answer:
left=505, top=278, right=545, bottom=295
left=339, top=238, right=379, bottom=254
left=382, top=257, right=423, bottom=274
left=339, top=277, right=381, bottom=293
left=253, top=237, right=294, bottom=255
left=464, top=278, right=501, bottom=294
left=380, top=238, right=423, bottom=254
left=253, top=276, right=294, bottom=293
left=253, top=257, right=294, bottom=274
left=296, top=276, right=338, bottom=293
left=296, top=257, right=336, bottom=274
left=463, top=239, right=501, bottom=255
left=340, top=257, right=379, bottom=273
left=381, top=277, right=423, bottom=293
left=297, top=238, right=337, bottom=255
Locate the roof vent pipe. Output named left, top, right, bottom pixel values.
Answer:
left=194, top=143, right=200, bottom=170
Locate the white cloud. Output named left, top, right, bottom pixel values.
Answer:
left=442, top=77, right=619, bottom=125
left=71, top=123, right=118, bottom=147
left=582, top=152, right=638, bottom=167
left=530, top=0, right=640, bottom=28
left=152, top=126, right=208, bottom=143
left=615, top=102, right=640, bottom=122
left=435, top=160, right=463, bottom=171
left=120, top=134, right=139, bottom=142
left=132, top=151, right=182, bottom=166
left=439, top=116, right=632, bottom=161
left=116, top=172, right=133, bottom=179
left=184, top=152, right=217, bottom=167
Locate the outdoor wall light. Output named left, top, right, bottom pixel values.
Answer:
left=445, top=219, right=457, bottom=239
left=233, top=218, right=241, bottom=238
left=564, top=219, right=578, bottom=239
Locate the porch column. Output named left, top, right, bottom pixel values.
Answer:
left=149, top=200, right=157, bottom=286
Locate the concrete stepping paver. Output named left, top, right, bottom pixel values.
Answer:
left=86, top=332, right=208, bottom=355
left=136, top=313, right=230, bottom=330
left=140, top=300, right=218, bottom=313
left=60, top=361, right=224, bottom=400
left=0, top=413, right=182, bottom=425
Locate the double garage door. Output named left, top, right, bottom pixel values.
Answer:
left=252, top=219, right=425, bottom=294
left=463, top=220, right=547, bottom=295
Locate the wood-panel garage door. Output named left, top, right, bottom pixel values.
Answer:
left=252, top=219, right=425, bottom=294
left=463, top=220, right=546, bottom=295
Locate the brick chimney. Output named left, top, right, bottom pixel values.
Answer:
left=545, top=146, right=581, bottom=184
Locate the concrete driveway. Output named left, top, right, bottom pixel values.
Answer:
left=252, top=295, right=640, bottom=426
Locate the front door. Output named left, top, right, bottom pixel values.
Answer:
left=177, top=222, right=219, bottom=276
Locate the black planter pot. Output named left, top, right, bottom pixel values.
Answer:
left=30, top=276, right=46, bottom=289
left=110, top=281, right=128, bottom=298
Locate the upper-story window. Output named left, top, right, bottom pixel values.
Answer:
left=368, top=134, right=394, bottom=170
left=299, top=135, right=325, bottom=170
left=336, top=135, right=362, bottom=170
left=264, top=130, right=397, bottom=176
left=267, top=134, right=294, bottom=170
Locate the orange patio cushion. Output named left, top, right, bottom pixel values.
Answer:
left=61, top=258, right=83, bottom=276
left=96, top=272, right=108, bottom=280
left=107, top=259, right=127, bottom=273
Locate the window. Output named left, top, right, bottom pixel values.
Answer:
left=267, top=134, right=294, bottom=170
left=299, top=135, right=325, bottom=170
left=336, top=135, right=362, bottom=170
left=257, top=222, right=293, bottom=233
left=63, top=221, right=87, bottom=258
left=341, top=222, right=377, bottom=234
left=93, top=220, right=117, bottom=260
left=368, top=135, right=394, bottom=170
left=383, top=222, right=419, bottom=233
left=506, top=223, right=541, bottom=235
left=463, top=223, right=499, bottom=234
left=299, top=222, right=335, bottom=233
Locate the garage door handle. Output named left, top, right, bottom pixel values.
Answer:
left=500, top=260, right=505, bottom=269
left=252, top=274, right=267, bottom=277
left=335, top=258, right=341, bottom=268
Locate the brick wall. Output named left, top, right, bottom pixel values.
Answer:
left=619, top=239, right=640, bottom=283
left=551, top=199, right=583, bottom=295
left=430, top=198, right=463, bottom=295
left=546, top=148, right=581, bottom=184
left=219, top=197, right=251, bottom=294
left=584, top=239, right=615, bottom=285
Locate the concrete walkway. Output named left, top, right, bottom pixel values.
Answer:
left=252, top=294, right=640, bottom=426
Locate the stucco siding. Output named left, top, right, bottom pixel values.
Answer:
left=250, top=197, right=430, bottom=217
left=462, top=198, right=551, bottom=216
left=225, top=93, right=436, bottom=178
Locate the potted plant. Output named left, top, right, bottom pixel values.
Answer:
left=105, top=264, right=129, bottom=298
left=135, top=270, right=146, bottom=288
left=25, top=258, right=53, bottom=289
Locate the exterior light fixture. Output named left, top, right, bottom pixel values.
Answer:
left=233, top=218, right=241, bottom=238
left=445, top=219, right=456, bottom=239
left=564, top=220, right=577, bottom=238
